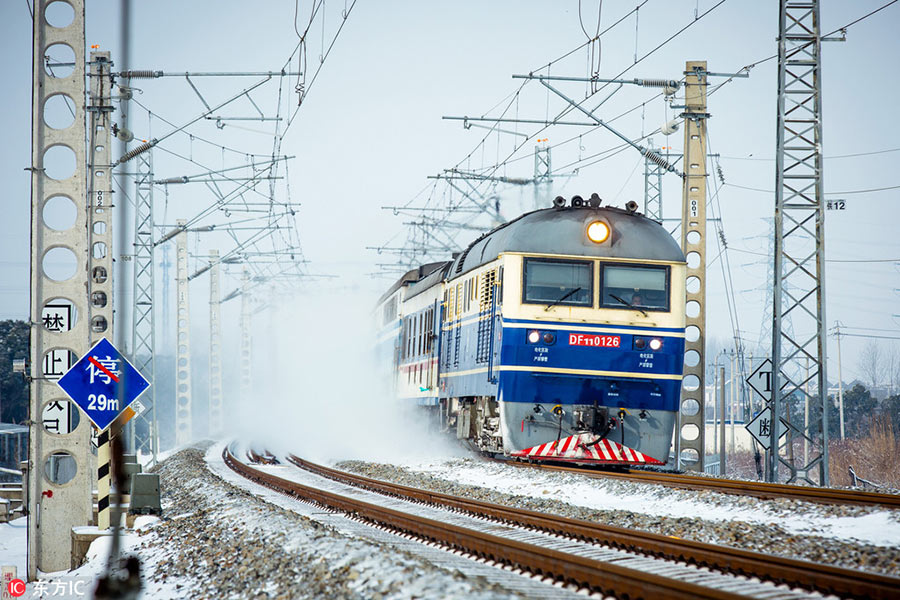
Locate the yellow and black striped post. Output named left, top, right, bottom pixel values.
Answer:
left=97, top=427, right=111, bottom=529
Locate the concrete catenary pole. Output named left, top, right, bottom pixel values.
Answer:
left=729, top=351, right=736, bottom=456
left=677, top=60, right=708, bottom=471
left=835, top=323, right=845, bottom=440
left=27, top=0, right=93, bottom=577
left=240, top=270, right=252, bottom=404
left=175, top=221, right=193, bottom=446
left=209, top=251, right=223, bottom=436
left=88, top=50, right=115, bottom=531
left=719, top=365, right=726, bottom=476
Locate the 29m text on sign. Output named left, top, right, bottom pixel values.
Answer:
left=56, top=338, right=151, bottom=432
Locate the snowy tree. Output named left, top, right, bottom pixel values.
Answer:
left=857, top=340, right=883, bottom=394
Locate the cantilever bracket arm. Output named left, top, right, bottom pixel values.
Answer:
left=537, top=79, right=683, bottom=178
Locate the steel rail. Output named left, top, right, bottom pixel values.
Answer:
left=500, top=459, right=900, bottom=508
left=223, top=447, right=742, bottom=599
left=286, top=455, right=900, bottom=600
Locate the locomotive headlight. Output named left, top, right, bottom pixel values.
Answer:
left=528, top=330, right=541, bottom=344
left=586, top=220, right=610, bottom=244
left=649, top=338, right=663, bottom=351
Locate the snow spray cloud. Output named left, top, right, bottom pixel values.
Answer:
left=230, top=286, right=464, bottom=464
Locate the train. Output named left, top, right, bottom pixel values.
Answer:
left=375, top=194, right=686, bottom=466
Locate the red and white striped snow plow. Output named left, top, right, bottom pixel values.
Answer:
left=510, top=432, right=664, bottom=466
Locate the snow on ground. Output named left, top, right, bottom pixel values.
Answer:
left=0, top=515, right=189, bottom=600
left=1, top=444, right=530, bottom=600
left=395, top=457, right=900, bottom=548
left=205, top=442, right=579, bottom=598
left=0, top=517, right=27, bottom=578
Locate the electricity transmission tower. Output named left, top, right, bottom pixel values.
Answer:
left=756, top=219, right=796, bottom=358
left=770, top=0, right=830, bottom=485
left=643, top=141, right=664, bottom=221
left=130, top=151, right=158, bottom=463
left=533, top=143, right=552, bottom=209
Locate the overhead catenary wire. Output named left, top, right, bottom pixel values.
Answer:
left=383, top=0, right=897, bottom=272
left=729, top=247, right=899, bottom=263
left=379, top=1, right=728, bottom=270
left=724, top=182, right=900, bottom=195
left=451, top=0, right=727, bottom=197
left=446, top=1, right=653, bottom=191
left=511, top=0, right=889, bottom=188
left=706, top=131, right=743, bottom=346
left=719, top=146, right=900, bottom=161
left=429, top=3, right=717, bottom=209
left=279, top=0, right=359, bottom=139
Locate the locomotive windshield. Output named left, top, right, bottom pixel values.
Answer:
left=600, top=264, right=669, bottom=311
left=523, top=258, right=592, bottom=306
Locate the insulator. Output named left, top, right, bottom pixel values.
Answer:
left=119, top=70, right=162, bottom=79
left=644, top=150, right=674, bottom=171
left=640, top=79, right=681, bottom=96
left=717, top=165, right=725, bottom=185
left=718, top=230, right=728, bottom=248
left=638, top=78, right=680, bottom=89
left=117, top=140, right=154, bottom=164
left=158, top=176, right=189, bottom=184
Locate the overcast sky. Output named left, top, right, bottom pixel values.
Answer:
left=2, top=0, right=899, bottom=384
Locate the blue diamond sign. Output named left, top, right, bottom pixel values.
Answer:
left=57, top=338, right=151, bottom=431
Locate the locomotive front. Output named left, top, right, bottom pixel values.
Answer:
left=488, top=203, right=686, bottom=466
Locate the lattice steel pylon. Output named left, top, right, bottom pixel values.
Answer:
left=770, top=0, right=829, bottom=485
left=533, top=144, right=552, bottom=210
left=643, top=141, right=664, bottom=221
left=756, top=218, right=795, bottom=358
left=131, top=151, right=158, bottom=463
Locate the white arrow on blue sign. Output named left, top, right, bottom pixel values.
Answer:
left=57, top=338, right=151, bottom=431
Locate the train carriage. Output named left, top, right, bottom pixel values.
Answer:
left=377, top=197, right=686, bottom=466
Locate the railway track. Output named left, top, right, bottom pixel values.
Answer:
left=288, top=455, right=899, bottom=600
left=223, top=446, right=899, bottom=599
left=497, top=459, right=900, bottom=508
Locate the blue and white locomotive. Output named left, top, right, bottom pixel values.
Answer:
left=376, top=196, right=686, bottom=466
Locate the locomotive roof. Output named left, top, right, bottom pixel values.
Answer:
left=447, top=205, right=684, bottom=279
left=379, top=206, right=684, bottom=304
left=377, top=261, right=450, bottom=305
left=404, top=260, right=452, bottom=301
